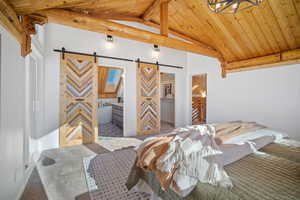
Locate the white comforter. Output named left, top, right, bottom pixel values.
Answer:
left=155, top=125, right=233, bottom=196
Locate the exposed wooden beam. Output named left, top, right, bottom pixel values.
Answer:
left=89, top=13, right=145, bottom=23
left=84, top=14, right=218, bottom=54
left=160, top=0, right=168, bottom=36
left=38, top=9, right=221, bottom=58
left=143, top=0, right=161, bottom=21
left=0, top=0, right=23, bottom=42
left=225, top=48, right=300, bottom=73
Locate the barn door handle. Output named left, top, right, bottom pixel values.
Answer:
left=75, top=98, right=85, bottom=102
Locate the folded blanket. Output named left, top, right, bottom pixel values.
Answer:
left=214, top=121, right=266, bottom=144
left=135, top=125, right=233, bottom=197
left=136, top=134, right=177, bottom=189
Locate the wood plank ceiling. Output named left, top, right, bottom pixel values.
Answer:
left=4, top=0, right=300, bottom=76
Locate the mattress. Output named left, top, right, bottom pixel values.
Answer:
left=260, top=138, right=300, bottom=163
left=127, top=152, right=300, bottom=200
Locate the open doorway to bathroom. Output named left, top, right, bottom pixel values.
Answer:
left=160, top=72, right=175, bottom=132
left=97, top=66, right=124, bottom=137
left=192, top=74, right=207, bottom=124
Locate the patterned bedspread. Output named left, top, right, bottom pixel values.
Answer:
left=127, top=152, right=300, bottom=200
left=260, top=139, right=300, bottom=163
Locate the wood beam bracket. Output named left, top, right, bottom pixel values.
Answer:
left=20, top=14, right=48, bottom=56
left=21, top=33, right=31, bottom=56
left=0, top=0, right=49, bottom=57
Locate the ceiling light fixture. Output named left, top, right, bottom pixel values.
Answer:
left=207, top=0, right=264, bottom=14
left=105, top=35, right=114, bottom=49
left=152, top=44, right=160, bottom=58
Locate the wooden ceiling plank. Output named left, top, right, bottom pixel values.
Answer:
left=143, top=20, right=215, bottom=50
left=186, top=0, right=247, bottom=60
left=292, top=0, right=300, bottom=19
left=215, top=14, right=257, bottom=59
left=250, top=7, right=281, bottom=53
left=68, top=0, right=154, bottom=18
left=268, top=0, right=300, bottom=49
left=223, top=15, right=258, bottom=58
left=281, top=0, right=300, bottom=45
left=181, top=0, right=237, bottom=61
left=240, top=10, right=274, bottom=55
left=10, top=0, right=87, bottom=15
left=233, top=11, right=267, bottom=58
left=170, top=1, right=214, bottom=46
left=253, top=2, right=290, bottom=51
left=160, top=0, right=168, bottom=36
left=143, top=0, right=160, bottom=21
left=39, top=9, right=220, bottom=57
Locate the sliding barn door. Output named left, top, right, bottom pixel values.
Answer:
left=137, top=63, right=160, bottom=135
left=59, top=54, right=98, bottom=147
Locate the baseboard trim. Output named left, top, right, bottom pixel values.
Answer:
left=15, top=153, right=41, bottom=200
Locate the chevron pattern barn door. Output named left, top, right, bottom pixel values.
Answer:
left=137, top=63, right=160, bottom=135
left=59, top=54, right=98, bottom=147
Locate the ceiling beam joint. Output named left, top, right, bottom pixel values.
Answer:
left=160, top=0, right=168, bottom=36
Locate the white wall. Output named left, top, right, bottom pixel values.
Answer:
left=0, top=25, right=26, bottom=200
left=187, top=53, right=300, bottom=140
left=42, top=23, right=187, bottom=150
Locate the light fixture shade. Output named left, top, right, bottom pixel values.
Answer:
left=105, top=35, right=114, bottom=49
left=152, top=44, right=160, bottom=58
left=207, top=0, right=264, bottom=14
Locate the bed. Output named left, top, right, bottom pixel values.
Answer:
left=126, top=123, right=300, bottom=200
left=127, top=151, right=300, bottom=200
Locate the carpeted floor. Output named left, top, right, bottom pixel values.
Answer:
left=83, top=149, right=150, bottom=200
left=99, top=123, right=123, bottom=137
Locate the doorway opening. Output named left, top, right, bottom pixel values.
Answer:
left=192, top=74, right=207, bottom=124
left=97, top=66, right=124, bottom=137
left=160, top=72, right=175, bottom=132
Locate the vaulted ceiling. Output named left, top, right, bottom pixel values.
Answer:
left=2, top=0, right=300, bottom=76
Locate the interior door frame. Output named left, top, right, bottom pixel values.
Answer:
left=159, top=71, right=176, bottom=128
left=97, top=65, right=125, bottom=136
left=190, top=73, right=207, bottom=124
left=24, top=43, right=45, bottom=170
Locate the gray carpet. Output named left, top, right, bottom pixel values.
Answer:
left=83, top=149, right=150, bottom=200
left=99, top=123, right=123, bottom=137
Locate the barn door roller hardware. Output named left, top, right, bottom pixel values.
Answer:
left=54, top=48, right=183, bottom=69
